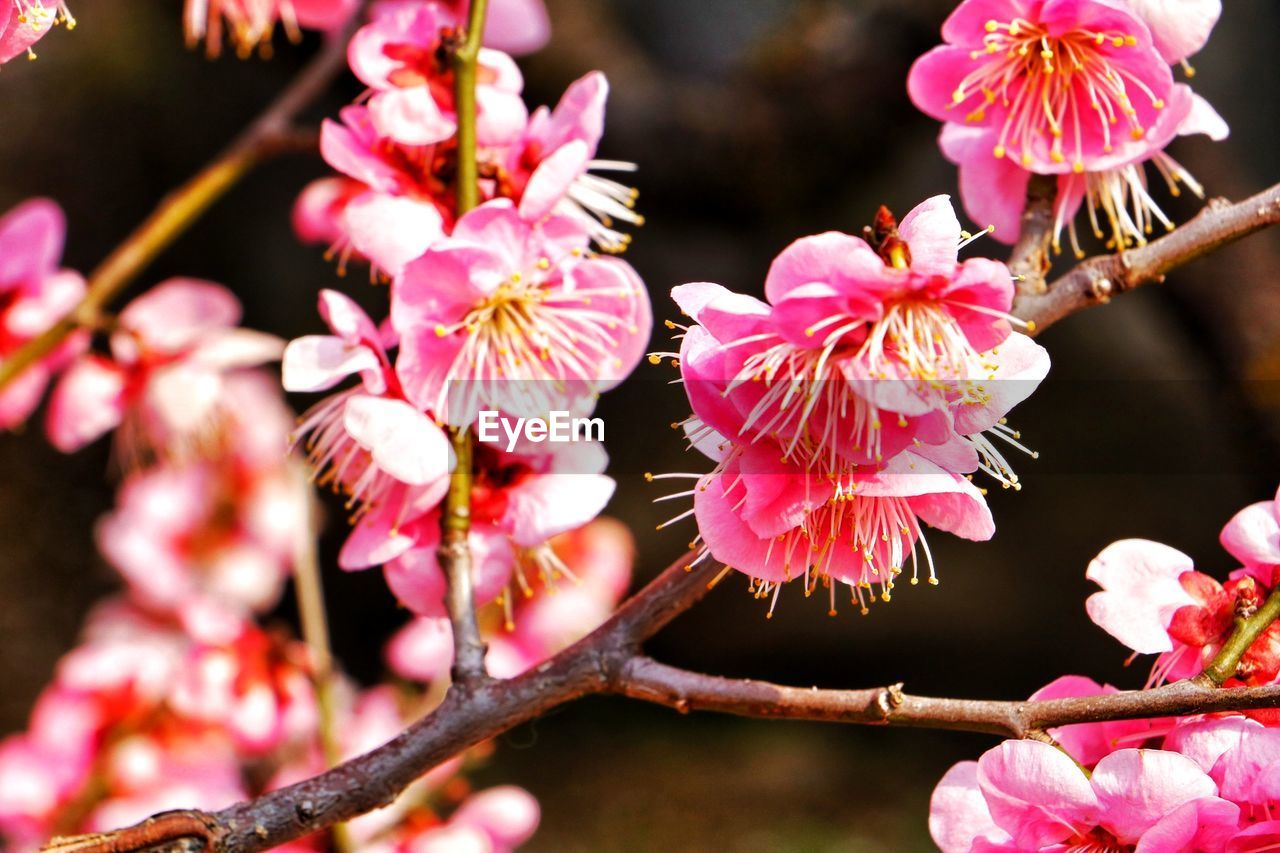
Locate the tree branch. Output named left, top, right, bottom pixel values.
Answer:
left=1008, top=174, right=1058, bottom=298
left=0, top=28, right=351, bottom=395
left=1014, top=181, right=1280, bottom=333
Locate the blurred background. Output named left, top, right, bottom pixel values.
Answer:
left=1, top=1, right=1279, bottom=849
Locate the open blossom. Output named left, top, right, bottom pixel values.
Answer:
left=670, top=196, right=1042, bottom=476
left=909, top=0, right=1228, bottom=253
left=45, top=278, right=284, bottom=460
left=0, top=198, right=86, bottom=430
left=0, top=0, right=74, bottom=63
left=388, top=516, right=634, bottom=681
left=1086, top=489, right=1280, bottom=686
left=349, top=1, right=526, bottom=148
left=930, top=739, right=1240, bottom=852
left=391, top=198, right=651, bottom=425
left=373, top=440, right=616, bottom=615
left=184, top=0, right=359, bottom=58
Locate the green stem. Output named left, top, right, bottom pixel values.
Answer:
left=1200, top=587, right=1280, bottom=686
left=438, top=0, right=492, bottom=684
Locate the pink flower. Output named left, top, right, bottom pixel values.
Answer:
left=1029, top=675, right=1165, bottom=768
left=391, top=199, right=651, bottom=425
left=1086, top=537, right=1280, bottom=686
left=930, top=740, right=1239, bottom=852
left=689, top=441, right=993, bottom=614
left=284, top=289, right=452, bottom=568
left=910, top=0, right=1228, bottom=253
left=372, top=0, right=552, bottom=56
left=499, top=71, right=643, bottom=252
left=376, top=440, right=616, bottom=612
left=0, top=1, right=74, bottom=64
left=671, top=197, right=1041, bottom=475
left=184, top=0, right=359, bottom=58
left=45, top=278, right=284, bottom=459
left=0, top=199, right=86, bottom=430
left=348, top=1, right=526, bottom=147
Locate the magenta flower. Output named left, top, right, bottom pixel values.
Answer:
left=284, top=289, right=452, bottom=567
left=45, top=278, right=284, bottom=460
left=391, top=198, right=651, bottom=425
left=0, top=0, right=74, bottom=63
left=930, top=740, right=1240, bottom=852
left=671, top=196, right=1037, bottom=474
left=184, top=0, right=359, bottom=58
left=348, top=1, right=526, bottom=148
left=0, top=199, right=86, bottom=431
left=500, top=71, right=643, bottom=253
left=909, top=0, right=1229, bottom=253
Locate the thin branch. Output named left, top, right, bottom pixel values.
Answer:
left=1008, top=174, right=1058, bottom=298
left=1014, top=181, right=1280, bottom=333
left=435, top=0, right=493, bottom=684
left=0, top=29, right=351, bottom=395
left=1199, top=586, right=1280, bottom=686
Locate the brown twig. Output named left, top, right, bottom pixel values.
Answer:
left=1014, top=181, right=1280, bottom=333
left=1008, top=174, right=1058, bottom=298
left=0, top=30, right=350, bottom=395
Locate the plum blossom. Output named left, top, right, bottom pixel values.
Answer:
left=184, top=0, right=359, bottom=58
left=371, top=0, right=552, bottom=56
left=44, top=278, right=284, bottom=461
left=348, top=1, right=526, bottom=148
left=669, top=196, right=1039, bottom=476
left=1086, top=521, right=1280, bottom=686
left=1221, top=483, right=1280, bottom=578
left=391, top=198, right=651, bottom=425
left=909, top=0, right=1229, bottom=254
left=0, top=198, right=86, bottom=430
left=388, top=516, right=634, bottom=680
left=284, top=288, right=452, bottom=568
left=929, top=739, right=1239, bottom=853
left=372, top=439, right=616, bottom=615
left=0, top=0, right=75, bottom=63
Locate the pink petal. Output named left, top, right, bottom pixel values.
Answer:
left=519, top=139, right=590, bottom=221
left=1220, top=499, right=1280, bottom=568
left=282, top=336, right=380, bottom=393
left=930, top=761, right=1010, bottom=853
left=1123, top=0, right=1221, bottom=63
left=117, top=279, right=241, bottom=355
left=1179, top=92, right=1229, bottom=141
left=44, top=356, right=125, bottom=452
left=1091, top=749, right=1217, bottom=843
left=452, top=786, right=541, bottom=848
left=976, top=739, right=1098, bottom=848
left=1085, top=539, right=1196, bottom=654
left=384, top=616, right=454, bottom=682
left=0, top=198, right=64, bottom=290
left=939, top=125, right=1030, bottom=245
left=1163, top=715, right=1262, bottom=775
left=504, top=470, right=615, bottom=546
left=344, top=193, right=446, bottom=277
left=1134, top=797, right=1239, bottom=853
left=369, top=87, right=457, bottom=147
left=343, top=395, right=451, bottom=487
left=482, top=0, right=551, bottom=55
left=763, top=232, right=886, bottom=307
left=898, top=195, right=962, bottom=276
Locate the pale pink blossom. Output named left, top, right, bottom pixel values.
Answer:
left=0, top=198, right=86, bottom=430
left=45, top=278, right=284, bottom=460
left=284, top=289, right=452, bottom=569
left=184, top=0, right=359, bottom=58
left=0, top=1, right=74, bottom=64
left=392, top=199, right=651, bottom=426
left=930, top=739, right=1239, bottom=852
left=1086, top=535, right=1280, bottom=686
left=349, top=1, right=526, bottom=147
left=372, top=0, right=551, bottom=56
left=1220, top=483, right=1280, bottom=576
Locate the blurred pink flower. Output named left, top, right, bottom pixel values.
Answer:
left=184, top=0, right=359, bottom=58
left=349, top=1, right=526, bottom=147
left=0, top=198, right=86, bottom=430
left=0, top=0, right=74, bottom=63
left=930, top=740, right=1239, bottom=853
left=372, top=0, right=551, bottom=56
left=45, top=278, right=284, bottom=460
left=391, top=198, right=651, bottom=425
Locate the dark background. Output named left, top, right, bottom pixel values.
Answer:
left=2, top=1, right=1279, bottom=850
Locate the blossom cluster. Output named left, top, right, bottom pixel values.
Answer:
left=284, top=0, right=651, bottom=624
left=931, top=484, right=1280, bottom=852
left=663, top=196, right=1049, bottom=613
left=909, top=0, right=1228, bottom=256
